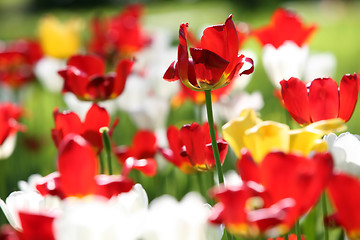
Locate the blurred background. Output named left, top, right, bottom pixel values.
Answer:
left=1, top=0, right=360, bottom=235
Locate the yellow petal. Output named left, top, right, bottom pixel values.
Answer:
left=222, top=109, right=262, bottom=157
left=289, top=128, right=323, bottom=156
left=311, top=139, right=328, bottom=153
left=305, top=118, right=347, bottom=135
left=38, top=15, right=82, bottom=59
left=244, top=121, right=290, bottom=163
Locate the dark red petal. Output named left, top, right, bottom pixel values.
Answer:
left=114, top=59, right=134, bottom=96
left=190, top=48, right=229, bottom=85
left=51, top=108, right=82, bottom=148
left=308, top=78, right=339, bottom=122
left=236, top=149, right=261, bottom=183
left=95, top=175, right=134, bottom=198
left=339, top=73, right=360, bottom=122
left=180, top=122, right=207, bottom=167
left=67, top=55, right=105, bottom=77
left=205, top=140, right=228, bottom=168
left=86, top=75, right=113, bottom=100
left=163, top=61, right=179, bottom=82
left=19, top=211, right=55, bottom=240
left=201, top=15, right=238, bottom=63
left=178, top=23, right=189, bottom=82
left=57, top=134, right=98, bottom=197
left=83, top=104, right=110, bottom=152
left=280, top=78, right=311, bottom=124
left=327, top=173, right=360, bottom=233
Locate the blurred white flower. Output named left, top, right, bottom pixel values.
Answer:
left=54, top=184, right=148, bottom=240
left=262, top=41, right=309, bottom=88
left=142, top=192, right=223, bottom=240
left=262, top=41, right=337, bottom=88
left=0, top=190, right=61, bottom=231
left=303, top=52, right=337, bottom=82
left=324, top=132, right=360, bottom=177
left=34, top=56, right=66, bottom=92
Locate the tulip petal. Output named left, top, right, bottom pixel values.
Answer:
left=201, top=15, right=238, bottom=65
left=308, top=78, right=339, bottom=122
left=114, top=58, right=134, bottom=97
left=57, top=134, right=98, bottom=197
left=19, top=211, right=55, bottom=240
left=280, top=77, right=311, bottom=125
left=67, top=55, right=105, bottom=77
left=327, top=173, right=360, bottom=234
left=338, top=73, right=360, bottom=122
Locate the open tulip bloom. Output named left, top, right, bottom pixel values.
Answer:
left=58, top=54, right=134, bottom=101
left=280, top=74, right=360, bottom=125
left=163, top=15, right=254, bottom=91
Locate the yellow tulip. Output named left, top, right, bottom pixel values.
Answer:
left=222, top=109, right=261, bottom=157
left=222, top=110, right=346, bottom=162
left=38, top=15, right=82, bottom=59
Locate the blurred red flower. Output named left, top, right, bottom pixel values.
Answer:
left=164, top=15, right=253, bottom=91
left=88, top=4, right=151, bottom=58
left=114, top=130, right=157, bottom=177
left=327, top=173, right=360, bottom=240
left=36, top=134, right=134, bottom=199
left=160, top=122, right=228, bottom=172
left=58, top=54, right=134, bottom=101
left=252, top=8, right=317, bottom=48
left=210, top=150, right=333, bottom=237
left=0, top=39, right=43, bottom=88
left=280, top=74, right=360, bottom=125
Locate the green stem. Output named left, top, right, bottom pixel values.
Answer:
left=204, top=90, right=224, bottom=184
left=296, top=220, right=301, bottom=240
left=98, top=152, right=105, bottom=174
left=284, top=234, right=289, bottom=240
left=101, top=127, right=113, bottom=175
left=321, top=192, right=329, bottom=240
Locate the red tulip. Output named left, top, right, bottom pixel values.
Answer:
left=52, top=103, right=117, bottom=154
left=160, top=122, right=228, bottom=172
left=18, top=211, right=55, bottom=240
left=280, top=74, right=360, bottom=125
left=252, top=8, right=317, bottom=48
left=58, top=54, right=134, bottom=101
left=114, top=130, right=158, bottom=176
left=164, top=15, right=253, bottom=91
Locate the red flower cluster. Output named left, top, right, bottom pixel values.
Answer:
left=0, top=39, right=43, bottom=88
left=58, top=54, right=134, bottom=101
left=160, top=122, right=228, bottom=173
left=280, top=74, right=360, bottom=124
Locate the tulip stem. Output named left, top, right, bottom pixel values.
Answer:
left=101, top=127, right=113, bottom=175
left=321, top=192, right=329, bottom=240
left=295, top=220, right=301, bottom=240
left=196, top=172, right=206, bottom=198
left=204, top=90, right=224, bottom=184
left=98, top=152, right=105, bottom=174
